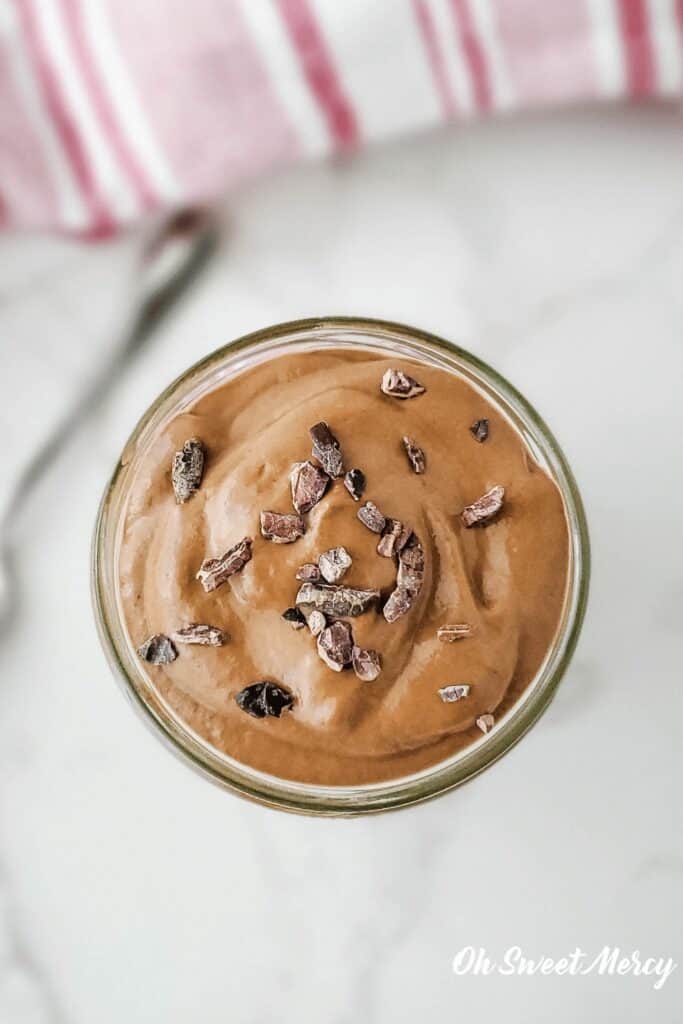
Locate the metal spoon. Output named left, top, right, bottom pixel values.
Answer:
left=0, top=207, right=220, bottom=630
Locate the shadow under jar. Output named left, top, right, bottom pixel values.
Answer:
left=92, top=317, right=589, bottom=815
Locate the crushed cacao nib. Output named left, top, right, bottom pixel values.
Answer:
left=290, top=460, right=330, bottom=514
left=260, top=510, right=306, bottom=543
left=282, top=607, right=306, bottom=630
left=344, top=468, right=366, bottom=501
left=357, top=500, right=386, bottom=534
left=305, top=609, right=327, bottom=636
left=470, top=419, right=489, bottom=443
left=296, top=582, right=380, bottom=617
left=476, top=713, right=495, bottom=734
left=352, top=646, right=381, bottom=682
left=402, top=436, right=426, bottom=474
left=437, top=623, right=471, bottom=642
left=438, top=684, right=471, bottom=703
left=196, top=537, right=253, bottom=592
left=383, top=587, right=413, bottom=624
left=384, top=534, right=425, bottom=623
left=137, top=633, right=177, bottom=665
left=235, top=681, right=294, bottom=719
left=309, top=421, right=344, bottom=478
left=171, top=624, right=226, bottom=646
left=396, top=534, right=425, bottom=593
left=461, top=485, right=505, bottom=528
left=296, top=563, right=321, bottom=582
left=377, top=519, right=412, bottom=558
left=376, top=530, right=396, bottom=558
left=317, top=620, right=354, bottom=672
left=172, top=438, right=205, bottom=503
left=380, top=368, right=425, bottom=399
left=318, top=546, right=352, bottom=583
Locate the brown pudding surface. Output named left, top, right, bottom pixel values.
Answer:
left=119, top=348, right=569, bottom=785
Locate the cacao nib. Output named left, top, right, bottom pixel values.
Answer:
left=235, top=681, right=294, bottom=719
left=171, top=624, right=226, bottom=646
left=137, top=633, right=177, bottom=665
left=282, top=607, right=306, bottom=630
left=309, top=421, right=344, bottom=478
left=396, top=534, right=425, bottom=593
left=172, top=438, right=205, bottom=503
left=357, top=501, right=386, bottom=534
left=461, top=485, right=505, bottom=528
left=384, top=534, right=425, bottom=623
left=305, top=609, right=327, bottom=636
left=402, top=436, right=426, bottom=474
left=296, top=563, right=321, bottom=582
left=383, top=587, right=413, bottom=624
left=437, top=623, right=471, bottom=642
left=352, top=646, right=381, bottom=682
left=380, top=368, right=425, bottom=399
left=377, top=519, right=412, bottom=558
left=470, top=419, right=489, bottom=443
left=290, top=460, right=330, bottom=514
left=344, top=468, right=366, bottom=501
left=196, top=537, right=253, bottom=592
left=318, top=546, right=352, bottom=583
left=438, top=684, right=471, bottom=703
left=296, top=582, right=380, bottom=617
left=317, top=620, right=354, bottom=672
left=260, top=510, right=305, bottom=543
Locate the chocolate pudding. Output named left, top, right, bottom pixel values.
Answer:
left=118, top=348, right=570, bottom=786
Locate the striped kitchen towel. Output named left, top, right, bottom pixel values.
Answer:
left=1, top=0, right=682, bottom=237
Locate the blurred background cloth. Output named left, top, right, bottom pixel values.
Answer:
left=1, top=0, right=682, bottom=237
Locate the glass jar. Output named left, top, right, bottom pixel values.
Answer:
left=92, top=317, right=589, bottom=815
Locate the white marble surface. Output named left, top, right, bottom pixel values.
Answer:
left=1, top=106, right=682, bottom=1023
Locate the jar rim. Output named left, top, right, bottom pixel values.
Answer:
left=92, top=316, right=590, bottom=816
